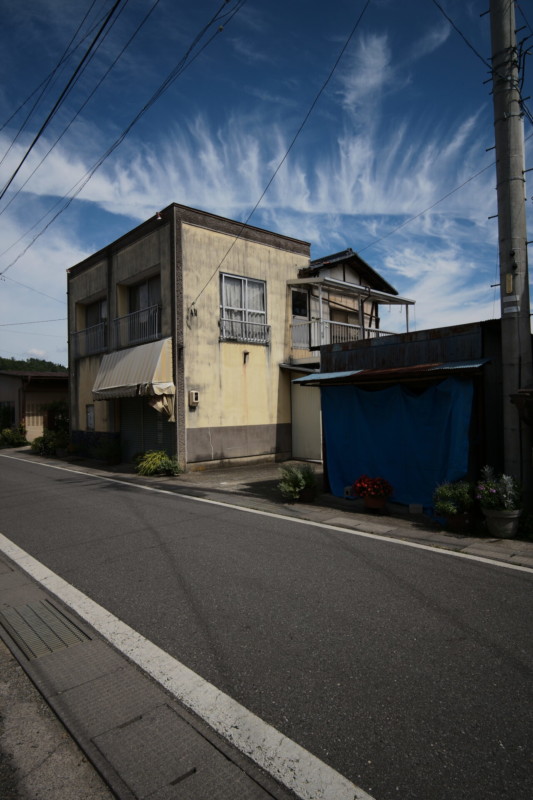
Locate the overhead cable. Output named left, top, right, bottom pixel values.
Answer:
left=0, top=0, right=246, bottom=280
left=0, top=274, right=66, bottom=304
left=0, top=0, right=162, bottom=220
left=190, top=0, right=372, bottom=309
left=0, top=0, right=127, bottom=204
left=0, top=0, right=99, bottom=160
left=359, top=130, right=533, bottom=255
left=0, top=318, right=67, bottom=326
left=431, top=0, right=532, bottom=128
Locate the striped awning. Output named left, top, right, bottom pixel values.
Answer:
left=92, top=338, right=175, bottom=419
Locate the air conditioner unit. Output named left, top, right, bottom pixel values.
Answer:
left=188, top=390, right=199, bottom=407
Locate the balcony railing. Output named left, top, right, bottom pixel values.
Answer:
left=291, top=319, right=394, bottom=351
left=219, top=318, right=271, bottom=344
left=114, top=305, right=161, bottom=349
left=71, top=322, right=107, bottom=358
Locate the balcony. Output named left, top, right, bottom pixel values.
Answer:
left=114, top=305, right=161, bottom=349
left=71, top=322, right=107, bottom=358
left=219, top=318, right=271, bottom=345
left=291, top=319, right=394, bottom=352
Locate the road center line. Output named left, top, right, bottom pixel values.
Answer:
left=0, top=532, right=374, bottom=800
left=1, top=453, right=531, bottom=574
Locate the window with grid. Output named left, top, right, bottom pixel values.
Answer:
left=220, top=274, right=269, bottom=344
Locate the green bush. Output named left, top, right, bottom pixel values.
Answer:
left=278, top=464, right=317, bottom=502
left=30, top=429, right=69, bottom=457
left=42, top=400, right=69, bottom=435
left=433, top=480, right=474, bottom=517
left=0, top=425, right=27, bottom=447
left=135, top=450, right=181, bottom=476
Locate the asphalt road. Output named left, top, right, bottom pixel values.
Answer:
left=0, top=455, right=531, bottom=800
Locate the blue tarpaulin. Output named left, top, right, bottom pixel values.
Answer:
left=321, top=378, right=474, bottom=507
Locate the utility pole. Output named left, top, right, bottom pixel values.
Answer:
left=489, top=0, right=532, bottom=491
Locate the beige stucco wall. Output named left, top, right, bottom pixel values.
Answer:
left=181, top=223, right=308, bottom=444
left=67, top=209, right=310, bottom=463
left=74, top=356, right=113, bottom=432
left=24, top=391, right=68, bottom=443
left=114, top=225, right=172, bottom=336
left=69, top=260, right=108, bottom=330
left=0, top=376, right=68, bottom=440
left=68, top=225, right=172, bottom=434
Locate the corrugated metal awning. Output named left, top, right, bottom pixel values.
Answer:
left=293, top=359, right=489, bottom=386
left=293, top=370, right=362, bottom=385
left=279, top=363, right=320, bottom=374
left=92, top=339, right=175, bottom=416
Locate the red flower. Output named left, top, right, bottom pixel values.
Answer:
left=352, top=475, right=393, bottom=498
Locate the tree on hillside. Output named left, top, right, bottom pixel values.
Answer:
left=0, top=356, right=67, bottom=373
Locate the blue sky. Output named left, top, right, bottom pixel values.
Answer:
left=0, top=0, right=532, bottom=366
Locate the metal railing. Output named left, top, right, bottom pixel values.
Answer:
left=71, top=322, right=107, bottom=358
left=291, top=319, right=394, bottom=350
left=219, top=318, right=271, bottom=344
left=114, top=305, right=161, bottom=349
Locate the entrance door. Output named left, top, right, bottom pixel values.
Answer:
left=291, top=383, right=322, bottom=461
left=120, top=397, right=175, bottom=461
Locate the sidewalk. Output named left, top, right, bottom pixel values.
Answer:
left=1, top=449, right=532, bottom=800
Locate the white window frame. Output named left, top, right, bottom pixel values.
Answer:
left=219, top=273, right=269, bottom=344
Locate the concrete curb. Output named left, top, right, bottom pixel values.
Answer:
left=4, top=448, right=533, bottom=569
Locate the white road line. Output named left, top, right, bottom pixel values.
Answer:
left=2, top=452, right=532, bottom=574
left=0, top=532, right=374, bottom=800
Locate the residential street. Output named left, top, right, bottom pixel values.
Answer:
left=0, top=454, right=532, bottom=800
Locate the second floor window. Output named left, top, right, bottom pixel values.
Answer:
left=86, top=298, right=107, bottom=328
left=220, top=274, right=269, bottom=343
left=129, top=275, right=161, bottom=312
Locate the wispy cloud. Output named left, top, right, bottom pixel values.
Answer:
left=335, top=33, right=393, bottom=116
left=229, top=36, right=273, bottom=63
left=1, top=98, right=497, bottom=248
left=407, top=22, right=450, bottom=62
left=380, top=242, right=500, bottom=331
left=0, top=23, right=515, bottom=355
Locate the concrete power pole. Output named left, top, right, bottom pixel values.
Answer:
left=489, top=0, right=532, bottom=490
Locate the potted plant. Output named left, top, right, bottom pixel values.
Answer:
left=352, top=475, right=393, bottom=510
left=432, top=480, right=474, bottom=532
left=475, top=465, right=522, bottom=538
left=278, top=464, right=318, bottom=502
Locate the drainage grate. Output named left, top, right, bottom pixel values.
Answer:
left=0, top=599, right=90, bottom=659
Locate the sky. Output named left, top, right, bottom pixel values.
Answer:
left=0, top=0, right=532, bottom=367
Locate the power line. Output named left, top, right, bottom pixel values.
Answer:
left=2, top=329, right=66, bottom=338
left=430, top=0, right=491, bottom=70
left=358, top=161, right=496, bottom=254
left=0, top=1, right=100, bottom=167
left=358, top=130, right=533, bottom=255
left=0, top=0, right=246, bottom=278
left=0, top=318, right=67, bottom=326
left=431, top=0, right=533, bottom=127
left=516, top=1, right=533, bottom=36
left=0, top=274, right=66, bottom=304
left=190, top=0, right=372, bottom=309
left=0, top=0, right=162, bottom=220
left=0, top=0, right=128, bottom=204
